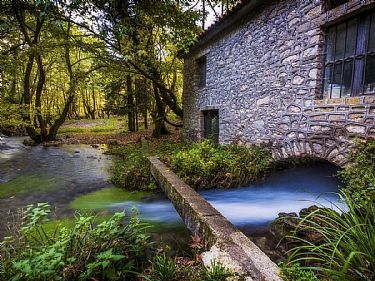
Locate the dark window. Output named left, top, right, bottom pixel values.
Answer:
left=203, top=110, right=219, bottom=142
left=324, top=12, right=375, bottom=98
left=197, top=56, right=207, bottom=88
left=326, top=0, right=349, bottom=10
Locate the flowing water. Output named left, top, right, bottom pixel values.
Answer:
left=0, top=136, right=341, bottom=257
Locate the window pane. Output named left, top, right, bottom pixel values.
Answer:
left=326, top=27, right=336, bottom=62
left=324, top=65, right=333, bottom=97
left=364, top=54, right=375, bottom=94
left=345, top=19, right=358, bottom=57
left=332, top=63, right=343, bottom=98
left=342, top=61, right=353, bottom=97
left=369, top=13, right=375, bottom=51
left=335, top=23, right=346, bottom=60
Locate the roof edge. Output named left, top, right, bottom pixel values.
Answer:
left=185, top=0, right=266, bottom=57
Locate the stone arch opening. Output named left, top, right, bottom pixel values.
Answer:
left=270, top=139, right=352, bottom=167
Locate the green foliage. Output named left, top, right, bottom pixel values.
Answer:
left=151, top=254, right=177, bottom=281
left=110, top=141, right=186, bottom=191
left=0, top=100, right=26, bottom=136
left=199, top=261, right=233, bottom=281
left=280, top=263, right=319, bottom=281
left=170, top=140, right=271, bottom=189
left=0, top=203, right=152, bottom=281
left=286, top=192, right=375, bottom=281
left=339, top=140, right=375, bottom=204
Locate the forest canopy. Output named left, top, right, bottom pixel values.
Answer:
left=0, top=0, right=241, bottom=141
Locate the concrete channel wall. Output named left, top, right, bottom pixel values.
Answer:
left=149, top=157, right=282, bottom=281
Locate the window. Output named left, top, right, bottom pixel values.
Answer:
left=326, top=0, right=349, bottom=10
left=197, top=56, right=207, bottom=88
left=203, top=110, right=219, bottom=142
left=324, top=12, right=375, bottom=98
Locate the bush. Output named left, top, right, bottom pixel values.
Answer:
left=170, top=140, right=271, bottom=189
left=339, top=140, right=375, bottom=204
left=286, top=192, right=375, bottom=281
left=110, top=141, right=186, bottom=191
left=0, top=203, right=152, bottom=280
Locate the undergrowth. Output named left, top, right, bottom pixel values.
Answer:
left=339, top=139, right=375, bottom=205
left=0, top=203, right=152, bottom=281
left=0, top=203, right=235, bottom=280
left=170, top=140, right=271, bottom=189
left=285, top=192, right=375, bottom=281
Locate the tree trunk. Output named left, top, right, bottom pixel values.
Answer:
left=127, top=74, right=135, bottom=132
left=152, top=81, right=169, bottom=137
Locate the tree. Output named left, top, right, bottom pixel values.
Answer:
left=0, top=0, right=105, bottom=142
left=63, top=0, right=201, bottom=136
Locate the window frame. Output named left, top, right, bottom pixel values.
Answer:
left=202, top=109, right=219, bottom=143
left=323, top=11, right=375, bottom=98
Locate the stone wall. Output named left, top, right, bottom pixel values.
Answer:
left=183, top=0, right=375, bottom=166
left=149, top=157, right=282, bottom=280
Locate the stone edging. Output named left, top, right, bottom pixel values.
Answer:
left=149, top=157, right=283, bottom=281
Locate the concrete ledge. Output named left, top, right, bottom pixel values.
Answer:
left=149, top=157, right=283, bottom=281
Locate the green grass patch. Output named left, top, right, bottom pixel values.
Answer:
left=58, top=118, right=126, bottom=135
left=0, top=175, right=58, bottom=198
left=68, top=187, right=148, bottom=210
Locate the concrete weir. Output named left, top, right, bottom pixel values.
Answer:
left=149, top=157, right=282, bottom=281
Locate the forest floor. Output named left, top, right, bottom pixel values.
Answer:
left=50, top=117, right=182, bottom=145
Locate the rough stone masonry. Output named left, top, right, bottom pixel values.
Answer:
left=183, top=0, right=375, bottom=166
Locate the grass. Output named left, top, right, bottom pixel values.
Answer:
left=0, top=175, right=58, bottom=198
left=286, top=192, right=375, bottom=280
left=58, top=118, right=126, bottom=135
left=68, top=187, right=148, bottom=210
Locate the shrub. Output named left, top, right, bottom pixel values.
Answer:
left=109, top=141, right=187, bottom=191
left=286, top=192, right=375, bottom=281
left=170, top=140, right=271, bottom=189
left=111, top=145, right=156, bottom=191
left=0, top=203, right=152, bottom=280
left=339, top=140, right=375, bottom=204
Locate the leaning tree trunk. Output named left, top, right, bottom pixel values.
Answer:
left=152, top=81, right=169, bottom=137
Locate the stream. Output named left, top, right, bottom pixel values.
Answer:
left=0, top=137, right=341, bottom=259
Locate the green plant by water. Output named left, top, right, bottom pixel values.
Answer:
left=171, top=140, right=271, bottom=189
left=339, top=139, right=375, bottom=205
left=285, top=192, right=375, bottom=281
left=0, top=203, right=152, bottom=280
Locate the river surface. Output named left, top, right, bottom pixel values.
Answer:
left=0, top=137, right=341, bottom=248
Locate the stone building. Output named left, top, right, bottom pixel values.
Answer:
left=183, top=0, right=375, bottom=166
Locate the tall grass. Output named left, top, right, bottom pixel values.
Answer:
left=286, top=192, right=375, bottom=280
